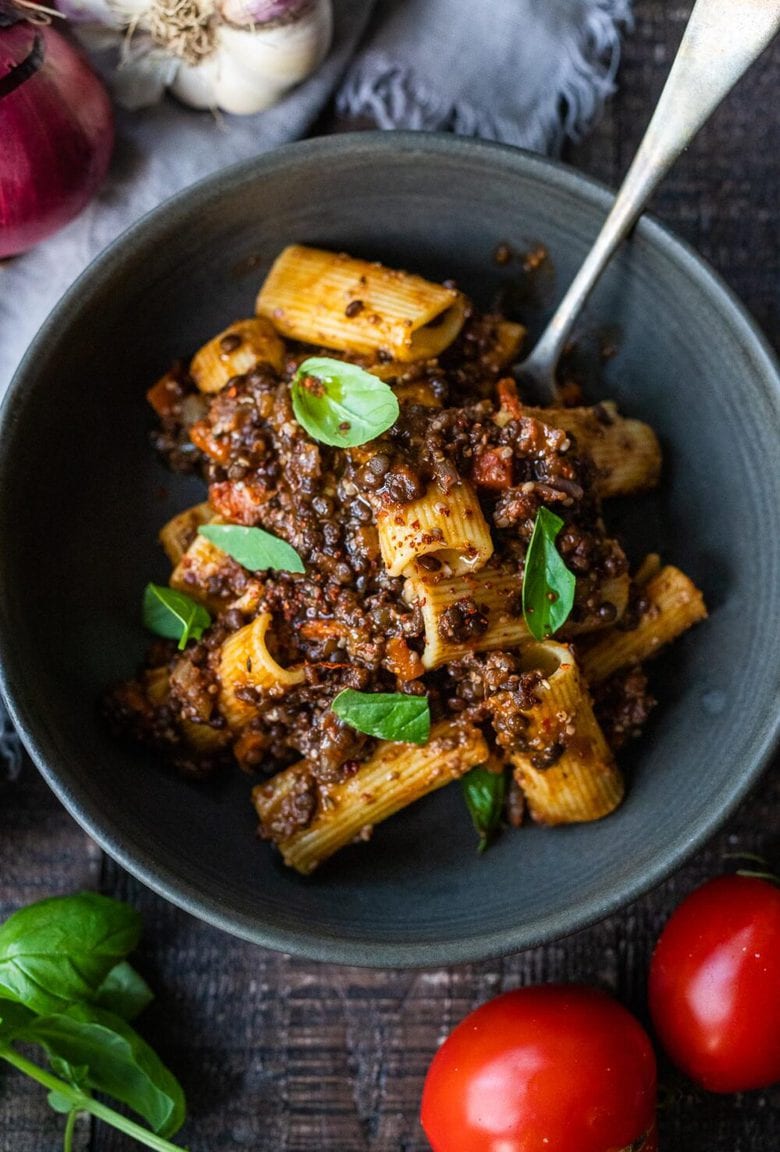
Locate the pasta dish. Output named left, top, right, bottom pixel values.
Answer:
left=108, top=246, right=706, bottom=874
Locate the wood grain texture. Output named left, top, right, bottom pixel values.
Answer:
left=1, top=2, right=778, bottom=1148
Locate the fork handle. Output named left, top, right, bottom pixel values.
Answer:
left=526, top=0, right=780, bottom=388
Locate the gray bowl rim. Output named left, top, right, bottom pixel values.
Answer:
left=1, top=131, right=778, bottom=967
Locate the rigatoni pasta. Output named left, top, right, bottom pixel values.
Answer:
left=579, top=565, right=708, bottom=684
left=376, top=479, right=494, bottom=578
left=159, top=502, right=213, bottom=566
left=508, top=642, right=624, bottom=825
left=254, top=720, right=488, bottom=874
left=219, top=613, right=306, bottom=730
left=256, top=245, right=466, bottom=362
left=190, top=316, right=286, bottom=393
left=495, top=388, right=662, bottom=498
left=169, top=531, right=239, bottom=614
left=108, top=244, right=707, bottom=876
left=403, top=567, right=630, bottom=671
left=539, top=402, right=662, bottom=498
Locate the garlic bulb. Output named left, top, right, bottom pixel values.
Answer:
left=56, top=0, right=333, bottom=114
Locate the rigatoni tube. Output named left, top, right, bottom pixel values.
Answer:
left=494, top=395, right=662, bottom=498
left=578, top=565, right=707, bottom=684
left=170, top=532, right=240, bottom=614
left=254, top=719, right=489, bottom=874
left=403, top=566, right=630, bottom=671
left=510, top=641, right=624, bottom=825
left=532, top=402, right=661, bottom=498
left=190, top=317, right=285, bottom=394
left=256, top=245, right=466, bottom=362
left=219, top=613, right=305, bottom=730
left=159, top=502, right=213, bottom=567
left=376, top=479, right=494, bottom=578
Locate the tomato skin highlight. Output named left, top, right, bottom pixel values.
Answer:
left=649, top=875, right=780, bottom=1093
left=420, top=985, right=656, bottom=1152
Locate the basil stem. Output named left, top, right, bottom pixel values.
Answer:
left=63, top=1107, right=77, bottom=1152
left=0, top=1048, right=187, bottom=1152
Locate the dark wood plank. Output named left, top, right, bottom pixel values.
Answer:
left=2, top=1, right=778, bottom=1148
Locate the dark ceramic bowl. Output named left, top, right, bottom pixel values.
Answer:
left=1, top=134, right=778, bottom=966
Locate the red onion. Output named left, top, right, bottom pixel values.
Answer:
left=0, top=6, right=113, bottom=258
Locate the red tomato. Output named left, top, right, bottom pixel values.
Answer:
left=649, top=874, right=780, bottom=1093
left=420, top=985, right=657, bottom=1152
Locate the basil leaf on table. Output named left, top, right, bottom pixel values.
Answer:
left=143, top=583, right=211, bottom=650
left=291, top=356, right=400, bottom=447
left=0, top=893, right=186, bottom=1150
left=331, top=690, right=430, bottom=744
left=21, top=1003, right=186, bottom=1138
left=0, top=893, right=141, bottom=1015
left=198, top=523, right=305, bottom=574
left=461, top=766, right=507, bottom=854
left=521, top=507, right=576, bottom=641
left=93, top=961, right=154, bottom=1021
left=0, top=1001, right=35, bottom=1040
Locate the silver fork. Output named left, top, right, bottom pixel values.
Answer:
left=515, top=0, right=780, bottom=405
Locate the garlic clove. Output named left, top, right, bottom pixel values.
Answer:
left=142, top=0, right=332, bottom=114
left=170, top=39, right=272, bottom=115
left=213, top=72, right=289, bottom=115
left=211, top=71, right=290, bottom=114
left=170, top=54, right=222, bottom=110
left=217, top=1, right=331, bottom=85
left=211, top=45, right=289, bottom=114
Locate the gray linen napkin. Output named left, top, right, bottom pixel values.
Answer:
left=0, top=0, right=631, bottom=774
left=338, top=0, right=631, bottom=153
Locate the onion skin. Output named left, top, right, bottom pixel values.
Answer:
left=0, top=22, right=114, bottom=258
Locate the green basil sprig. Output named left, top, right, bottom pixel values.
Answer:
left=0, top=893, right=142, bottom=1016
left=331, top=689, right=430, bottom=744
left=521, top=507, right=576, bottom=641
left=25, top=1005, right=185, bottom=1138
left=291, top=356, right=400, bottom=447
left=198, top=524, right=305, bottom=574
left=0, top=893, right=186, bottom=1151
left=461, top=766, right=507, bottom=854
left=143, top=583, right=211, bottom=650
left=93, top=961, right=154, bottom=1022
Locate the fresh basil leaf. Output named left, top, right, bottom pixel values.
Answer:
left=0, top=893, right=141, bottom=1016
left=331, top=689, right=430, bottom=744
left=0, top=1000, right=35, bottom=1039
left=143, top=583, right=211, bottom=650
left=93, top=962, right=153, bottom=1022
left=198, top=524, right=305, bottom=574
left=24, top=1004, right=186, bottom=1138
left=461, top=766, right=507, bottom=854
left=521, top=507, right=576, bottom=640
left=48, top=1057, right=89, bottom=1089
left=291, top=356, right=400, bottom=447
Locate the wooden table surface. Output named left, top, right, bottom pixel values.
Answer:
left=2, top=2, right=778, bottom=1148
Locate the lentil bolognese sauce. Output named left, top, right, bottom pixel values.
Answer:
left=106, top=246, right=706, bottom=873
